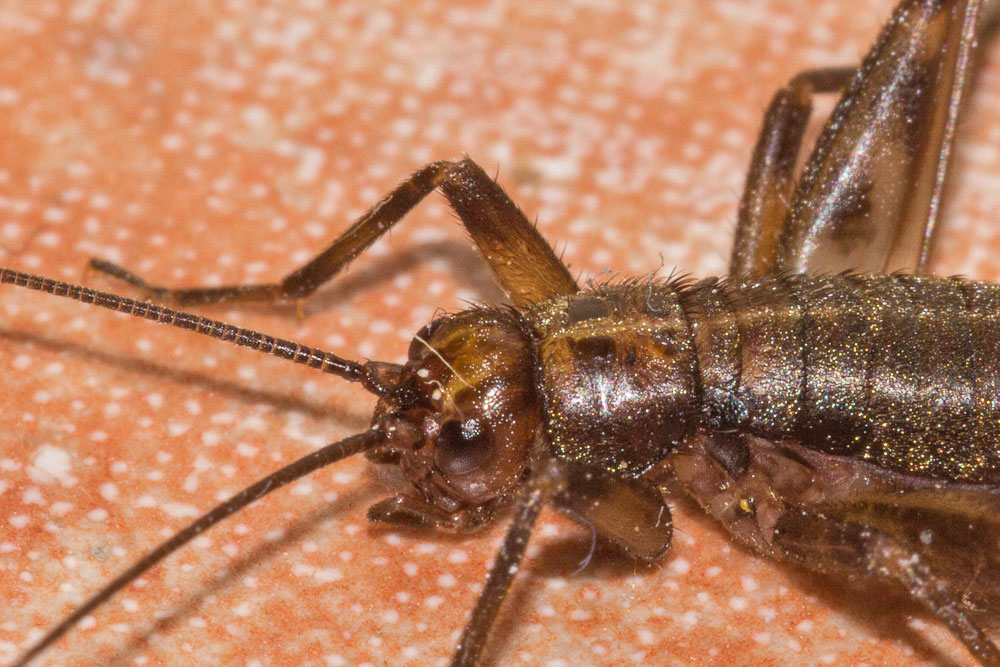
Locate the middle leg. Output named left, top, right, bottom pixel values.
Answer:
left=729, top=66, right=855, bottom=281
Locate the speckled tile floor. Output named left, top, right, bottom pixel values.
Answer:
left=2, top=1, right=999, bottom=665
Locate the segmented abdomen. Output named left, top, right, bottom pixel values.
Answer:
left=700, top=274, right=1000, bottom=484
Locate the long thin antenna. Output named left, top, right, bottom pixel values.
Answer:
left=13, top=429, right=381, bottom=666
left=0, top=267, right=394, bottom=395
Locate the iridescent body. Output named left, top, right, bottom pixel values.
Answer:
left=531, top=276, right=1000, bottom=485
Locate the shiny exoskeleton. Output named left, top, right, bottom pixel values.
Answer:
left=534, top=275, right=1000, bottom=485
left=8, top=0, right=1000, bottom=665
left=372, top=272, right=1000, bottom=565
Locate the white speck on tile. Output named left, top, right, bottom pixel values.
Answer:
left=316, top=568, right=343, bottom=583
left=447, top=550, right=468, bottom=564
left=161, top=502, right=199, bottom=518
left=235, top=443, right=258, bottom=457
left=296, top=146, right=326, bottom=183
left=136, top=495, right=156, bottom=508
left=210, top=412, right=234, bottom=425
left=42, top=207, right=67, bottom=223
left=0, top=88, right=20, bottom=105
left=21, top=488, right=44, bottom=505
left=669, top=556, right=690, bottom=574
left=292, top=563, right=314, bottom=577
left=167, top=422, right=190, bottom=437
left=51, top=501, right=73, bottom=516
left=32, top=445, right=72, bottom=482
left=415, top=62, right=443, bottom=90
left=161, top=133, right=184, bottom=151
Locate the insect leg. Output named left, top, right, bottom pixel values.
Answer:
left=90, top=159, right=578, bottom=309
left=774, top=512, right=1000, bottom=666
left=869, top=535, right=1000, bottom=666
left=729, top=67, right=854, bottom=281
left=451, top=465, right=553, bottom=667
left=774, top=0, right=981, bottom=276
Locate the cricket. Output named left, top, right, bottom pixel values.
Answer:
left=5, top=0, right=1000, bottom=664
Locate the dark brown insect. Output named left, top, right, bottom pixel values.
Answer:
left=6, top=0, right=1000, bottom=665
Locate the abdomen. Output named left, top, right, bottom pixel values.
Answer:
left=710, top=274, right=1000, bottom=484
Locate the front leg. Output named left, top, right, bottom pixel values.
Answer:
left=92, top=159, right=578, bottom=309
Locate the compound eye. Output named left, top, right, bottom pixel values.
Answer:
left=435, top=418, right=493, bottom=475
